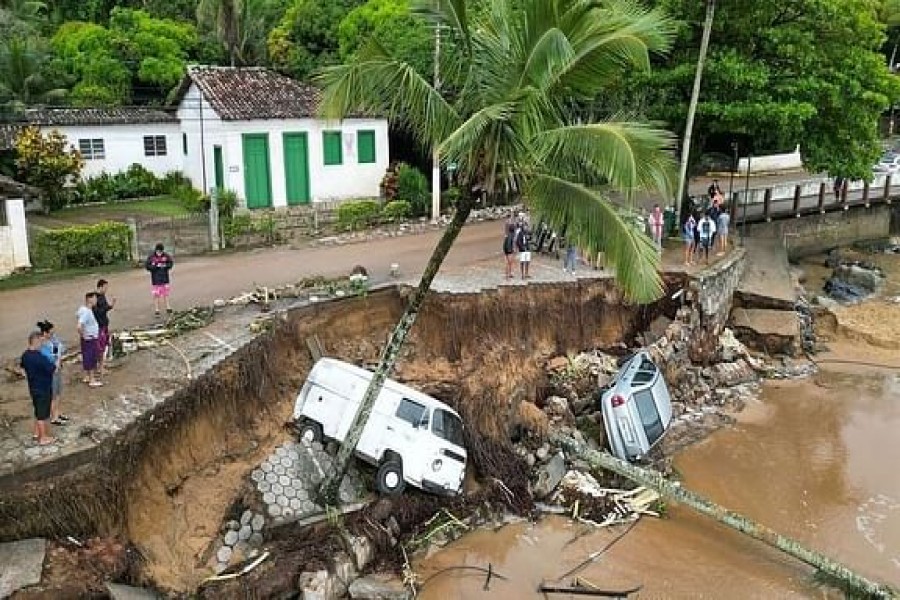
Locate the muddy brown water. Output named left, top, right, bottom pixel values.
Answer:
left=418, top=355, right=900, bottom=598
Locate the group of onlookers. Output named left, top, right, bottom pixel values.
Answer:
left=682, top=181, right=731, bottom=266
left=19, top=279, right=115, bottom=446
left=17, top=242, right=175, bottom=447
left=502, top=212, right=533, bottom=279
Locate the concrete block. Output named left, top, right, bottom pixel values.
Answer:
left=348, top=575, right=408, bottom=599
left=272, top=482, right=284, bottom=495
left=284, top=485, right=297, bottom=499
left=277, top=495, right=290, bottom=508
left=262, top=491, right=276, bottom=505
left=260, top=461, right=273, bottom=474
left=280, top=456, right=294, bottom=468
left=274, top=464, right=287, bottom=476
left=0, top=538, right=46, bottom=597
left=238, top=525, right=252, bottom=542
left=251, top=469, right=265, bottom=482
left=224, top=530, right=239, bottom=547
left=240, top=510, right=253, bottom=526
left=216, top=545, right=233, bottom=564
left=106, top=583, right=161, bottom=600
left=251, top=514, right=265, bottom=532
left=265, top=472, right=278, bottom=484
left=268, top=504, right=282, bottom=517
left=249, top=532, right=264, bottom=546
left=258, top=480, right=271, bottom=493
left=279, top=475, right=292, bottom=487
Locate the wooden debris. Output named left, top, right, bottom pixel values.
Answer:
left=538, top=581, right=641, bottom=597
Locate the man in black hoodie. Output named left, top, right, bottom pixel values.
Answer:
left=146, top=243, right=174, bottom=318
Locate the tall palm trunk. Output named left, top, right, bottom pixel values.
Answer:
left=553, top=433, right=897, bottom=599
left=675, top=0, right=715, bottom=218
left=318, top=195, right=474, bottom=504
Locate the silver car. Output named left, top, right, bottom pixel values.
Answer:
left=599, top=351, right=673, bottom=461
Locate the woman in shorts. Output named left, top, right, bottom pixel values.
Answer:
left=682, top=213, right=697, bottom=266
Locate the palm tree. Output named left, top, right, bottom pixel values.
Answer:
left=315, top=0, right=677, bottom=503
left=674, top=0, right=715, bottom=218
left=0, top=36, right=66, bottom=112
left=197, top=0, right=280, bottom=66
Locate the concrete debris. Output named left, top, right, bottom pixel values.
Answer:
left=105, top=583, right=162, bottom=600
left=347, top=575, right=409, bottom=600
left=0, top=538, right=46, bottom=598
left=532, top=451, right=567, bottom=499
left=344, top=534, right=376, bottom=572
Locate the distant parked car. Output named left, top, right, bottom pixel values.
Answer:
left=597, top=351, right=673, bottom=462
left=873, top=155, right=900, bottom=174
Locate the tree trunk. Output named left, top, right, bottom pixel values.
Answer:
left=675, top=0, right=716, bottom=218
left=551, top=434, right=898, bottom=599
left=317, top=196, right=475, bottom=504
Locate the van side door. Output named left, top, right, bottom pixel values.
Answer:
left=386, top=398, right=430, bottom=486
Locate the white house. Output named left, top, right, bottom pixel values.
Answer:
left=171, top=66, right=390, bottom=208
left=0, top=175, right=37, bottom=276
left=0, top=108, right=183, bottom=179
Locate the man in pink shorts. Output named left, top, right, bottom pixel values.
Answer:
left=145, top=242, right=174, bottom=318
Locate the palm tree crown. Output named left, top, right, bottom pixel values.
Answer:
left=318, top=0, right=677, bottom=302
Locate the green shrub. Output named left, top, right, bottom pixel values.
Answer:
left=396, top=163, right=429, bottom=217
left=442, top=186, right=461, bottom=210
left=172, top=183, right=208, bottom=213
left=215, top=189, right=238, bottom=218
left=382, top=200, right=411, bottom=222
left=160, top=171, right=192, bottom=194
left=254, top=212, right=278, bottom=244
left=32, top=221, right=132, bottom=269
left=74, top=165, right=177, bottom=204
left=337, top=199, right=381, bottom=230
left=223, top=213, right=253, bottom=246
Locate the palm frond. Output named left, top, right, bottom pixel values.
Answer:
left=533, top=121, right=676, bottom=201
left=528, top=173, right=664, bottom=303
left=439, top=100, right=518, bottom=178
left=315, top=40, right=461, bottom=151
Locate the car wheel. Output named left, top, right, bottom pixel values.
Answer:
left=375, top=460, right=406, bottom=496
left=297, top=421, right=323, bottom=445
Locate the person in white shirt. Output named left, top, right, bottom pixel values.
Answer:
left=76, top=292, right=103, bottom=388
left=697, top=211, right=717, bottom=265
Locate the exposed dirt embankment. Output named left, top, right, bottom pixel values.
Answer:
left=0, top=280, right=681, bottom=593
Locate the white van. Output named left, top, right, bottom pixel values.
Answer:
left=293, top=358, right=467, bottom=496
left=599, top=351, right=673, bottom=461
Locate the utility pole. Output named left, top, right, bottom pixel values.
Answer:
left=675, top=0, right=716, bottom=219
left=431, top=18, right=441, bottom=223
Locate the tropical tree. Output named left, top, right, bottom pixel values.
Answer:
left=674, top=0, right=714, bottom=216
left=196, top=0, right=288, bottom=66
left=0, top=36, right=67, bottom=112
left=14, top=126, right=84, bottom=211
left=315, top=0, right=677, bottom=502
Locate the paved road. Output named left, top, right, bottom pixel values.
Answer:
left=0, top=221, right=506, bottom=359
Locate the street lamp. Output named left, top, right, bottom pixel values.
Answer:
left=741, top=154, right=752, bottom=245
left=728, top=141, right=738, bottom=206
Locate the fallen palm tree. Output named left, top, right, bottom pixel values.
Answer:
left=552, top=433, right=897, bottom=599
left=112, top=307, right=215, bottom=356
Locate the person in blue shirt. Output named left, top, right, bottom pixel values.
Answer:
left=20, top=330, right=56, bottom=446
left=38, top=320, right=68, bottom=426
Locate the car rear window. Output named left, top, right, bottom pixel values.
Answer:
left=432, top=408, right=465, bottom=448
left=633, top=389, right=664, bottom=445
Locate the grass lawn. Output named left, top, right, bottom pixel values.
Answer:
left=29, top=197, right=190, bottom=230
left=0, top=262, right=136, bottom=292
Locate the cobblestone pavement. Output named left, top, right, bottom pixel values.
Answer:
left=208, top=439, right=367, bottom=574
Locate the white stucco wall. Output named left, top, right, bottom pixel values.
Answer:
left=177, top=83, right=390, bottom=207
left=738, top=145, right=803, bottom=175
left=46, top=123, right=183, bottom=179
left=0, top=198, right=31, bottom=276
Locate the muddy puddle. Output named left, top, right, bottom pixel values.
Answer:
left=419, top=350, right=900, bottom=598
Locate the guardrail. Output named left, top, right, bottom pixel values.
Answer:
left=689, top=175, right=897, bottom=226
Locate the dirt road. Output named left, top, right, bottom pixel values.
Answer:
left=0, top=221, right=504, bottom=358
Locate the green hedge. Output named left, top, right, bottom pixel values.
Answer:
left=382, top=200, right=411, bottom=221
left=337, top=199, right=382, bottom=230
left=32, top=221, right=132, bottom=269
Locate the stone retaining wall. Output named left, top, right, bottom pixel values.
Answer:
left=683, top=248, right=747, bottom=363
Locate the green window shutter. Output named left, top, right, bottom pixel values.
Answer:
left=357, top=130, right=376, bottom=164
left=323, top=131, right=343, bottom=165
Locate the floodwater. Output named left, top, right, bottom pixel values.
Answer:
left=418, top=350, right=900, bottom=598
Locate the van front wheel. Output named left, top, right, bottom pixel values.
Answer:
left=297, top=421, right=323, bottom=445
left=375, top=460, right=406, bottom=496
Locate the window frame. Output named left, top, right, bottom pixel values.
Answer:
left=395, top=397, right=427, bottom=428
left=143, top=135, right=167, bottom=157
left=357, top=130, right=376, bottom=164
left=78, top=138, right=105, bottom=160
left=322, top=130, right=343, bottom=166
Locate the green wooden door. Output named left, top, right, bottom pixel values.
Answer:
left=283, top=132, right=310, bottom=205
left=242, top=134, right=272, bottom=209
left=213, top=145, right=224, bottom=191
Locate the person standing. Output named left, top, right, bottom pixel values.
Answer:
left=708, top=199, right=722, bottom=250
left=717, top=206, right=731, bottom=255
left=38, top=321, right=67, bottom=426
left=682, top=213, right=697, bottom=266
left=707, top=179, right=722, bottom=200
left=93, top=279, right=116, bottom=376
left=515, top=222, right=531, bottom=279
left=697, top=211, right=717, bottom=265
left=21, top=331, right=56, bottom=446
left=146, top=243, right=174, bottom=317
left=648, top=204, right=665, bottom=254
left=502, top=223, right=516, bottom=279
left=563, top=238, right=578, bottom=274
left=77, top=292, right=103, bottom=388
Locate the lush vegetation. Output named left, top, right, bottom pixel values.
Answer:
left=0, top=0, right=898, bottom=183
left=31, top=221, right=132, bottom=268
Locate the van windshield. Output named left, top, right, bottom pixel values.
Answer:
left=432, top=409, right=465, bottom=448
left=633, top=389, right=664, bottom=445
